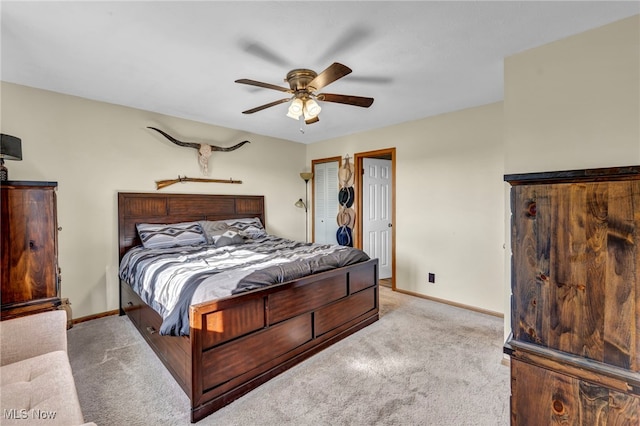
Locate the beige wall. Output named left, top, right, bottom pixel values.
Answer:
left=307, top=102, right=507, bottom=314
left=505, top=15, right=640, bottom=174
left=1, top=83, right=307, bottom=318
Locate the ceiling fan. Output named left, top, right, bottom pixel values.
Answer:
left=235, top=62, right=374, bottom=125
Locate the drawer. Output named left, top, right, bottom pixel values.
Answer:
left=511, top=359, right=640, bottom=425
left=268, top=275, right=347, bottom=325
left=201, top=297, right=266, bottom=351
left=349, top=262, right=377, bottom=294
left=315, top=287, right=376, bottom=336
left=120, top=282, right=143, bottom=326
left=201, top=313, right=312, bottom=391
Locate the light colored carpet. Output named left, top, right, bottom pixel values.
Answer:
left=68, top=287, right=510, bottom=425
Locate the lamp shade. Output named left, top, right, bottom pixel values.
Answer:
left=287, top=98, right=304, bottom=120
left=295, top=198, right=306, bottom=209
left=0, top=134, right=22, bottom=160
left=300, top=172, right=313, bottom=182
left=304, top=99, right=321, bottom=118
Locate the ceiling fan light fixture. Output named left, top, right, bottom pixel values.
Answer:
left=286, top=98, right=303, bottom=119
left=236, top=62, right=373, bottom=124
left=286, top=98, right=304, bottom=120
left=304, top=98, right=321, bottom=118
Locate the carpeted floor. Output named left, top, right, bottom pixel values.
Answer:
left=68, top=287, right=510, bottom=425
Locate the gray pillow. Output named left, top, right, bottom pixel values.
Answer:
left=199, top=220, right=230, bottom=244
left=209, top=227, right=247, bottom=247
left=223, top=217, right=267, bottom=239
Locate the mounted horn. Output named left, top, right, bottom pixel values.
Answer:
left=147, top=127, right=250, bottom=174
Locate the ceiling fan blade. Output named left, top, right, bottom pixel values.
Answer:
left=235, top=79, right=292, bottom=93
left=242, top=98, right=291, bottom=114
left=305, top=116, right=320, bottom=125
left=316, top=26, right=372, bottom=65
left=318, top=93, right=374, bottom=108
left=240, top=40, right=291, bottom=67
left=307, top=63, right=352, bottom=91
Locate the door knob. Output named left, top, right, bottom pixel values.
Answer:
left=388, top=223, right=393, bottom=228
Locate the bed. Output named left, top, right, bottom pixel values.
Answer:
left=117, top=192, right=379, bottom=422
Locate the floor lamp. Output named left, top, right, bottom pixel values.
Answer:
left=295, top=172, right=313, bottom=242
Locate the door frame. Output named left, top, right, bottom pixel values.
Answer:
left=311, top=156, right=342, bottom=243
left=354, top=148, right=396, bottom=290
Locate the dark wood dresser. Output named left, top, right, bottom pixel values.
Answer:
left=504, top=166, right=639, bottom=425
left=1, top=181, right=60, bottom=320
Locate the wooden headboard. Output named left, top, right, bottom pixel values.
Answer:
left=118, top=192, right=265, bottom=259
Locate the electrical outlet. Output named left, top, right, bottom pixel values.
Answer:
left=428, top=273, right=435, bottom=283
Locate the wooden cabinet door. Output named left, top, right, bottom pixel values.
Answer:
left=1, top=183, right=59, bottom=316
left=510, top=180, right=640, bottom=371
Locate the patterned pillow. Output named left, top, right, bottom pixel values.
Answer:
left=137, top=222, right=207, bottom=249
left=199, top=220, right=230, bottom=244
left=223, top=217, right=267, bottom=239
left=209, top=227, right=247, bottom=247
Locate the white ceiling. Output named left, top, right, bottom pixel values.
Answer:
left=2, top=1, right=638, bottom=144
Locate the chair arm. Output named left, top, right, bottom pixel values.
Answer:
left=0, top=310, right=68, bottom=366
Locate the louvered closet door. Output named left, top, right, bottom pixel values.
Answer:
left=314, top=161, right=339, bottom=244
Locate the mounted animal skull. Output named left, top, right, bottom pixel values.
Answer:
left=147, top=127, right=250, bottom=174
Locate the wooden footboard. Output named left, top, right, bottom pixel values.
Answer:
left=120, top=258, right=378, bottom=422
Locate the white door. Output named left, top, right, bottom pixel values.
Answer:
left=313, top=161, right=339, bottom=244
left=363, top=158, right=392, bottom=278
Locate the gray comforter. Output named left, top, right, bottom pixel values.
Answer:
left=119, top=235, right=370, bottom=336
